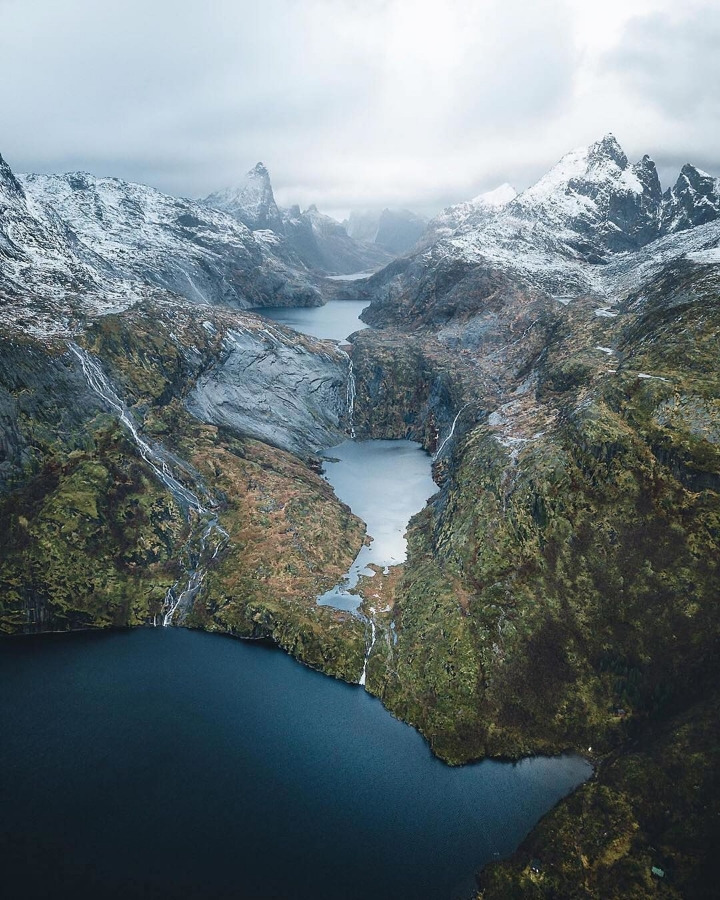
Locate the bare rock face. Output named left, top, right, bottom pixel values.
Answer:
left=661, top=163, right=720, bottom=234
left=185, top=324, right=351, bottom=455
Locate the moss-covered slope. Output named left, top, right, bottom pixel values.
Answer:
left=0, top=303, right=366, bottom=680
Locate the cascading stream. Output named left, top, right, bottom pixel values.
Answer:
left=433, top=402, right=473, bottom=460
left=336, top=348, right=356, bottom=438
left=68, top=342, right=228, bottom=626
left=358, top=612, right=376, bottom=687
left=346, top=357, right=356, bottom=439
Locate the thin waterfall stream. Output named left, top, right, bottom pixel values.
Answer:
left=68, top=343, right=228, bottom=626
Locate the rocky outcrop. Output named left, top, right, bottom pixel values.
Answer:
left=661, top=163, right=720, bottom=234
left=204, top=162, right=285, bottom=233
left=185, top=322, right=352, bottom=455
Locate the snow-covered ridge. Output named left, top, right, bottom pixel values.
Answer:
left=470, top=183, right=517, bottom=208
left=422, top=182, right=517, bottom=245
left=408, top=134, right=720, bottom=298
left=18, top=168, right=321, bottom=310
left=0, top=150, right=328, bottom=339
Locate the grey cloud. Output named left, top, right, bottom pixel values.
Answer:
left=607, top=8, right=720, bottom=120
left=1, top=0, right=718, bottom=217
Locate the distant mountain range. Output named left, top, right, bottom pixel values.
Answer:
left=203, top=162, right=392, bottom=274
left=355, top=133, right=720, bottom=314
left=2, top=135, right=719, bottom=340
left=344, top=207, right=428, bottom=255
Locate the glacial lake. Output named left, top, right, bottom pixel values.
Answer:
left=318, top=439, right=438, bottom=611
left=256, top=299, right=369, bottom=342
left=0, top=628, right=591, bottom=900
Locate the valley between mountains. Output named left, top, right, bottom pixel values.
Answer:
left=1, top=134, right=719, bottom=897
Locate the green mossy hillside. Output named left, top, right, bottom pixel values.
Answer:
left=0, top=426, right=187, bottom=632
left=356, top=263, right=720, bottom=765
left=478, top=690, right=720, bottom=898
left=0, top=309, right=367, bottom=681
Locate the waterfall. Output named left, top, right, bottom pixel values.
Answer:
left=345, top=356, right=356, bottom=439
left=358, top=611, right=376, bottom=687
left=69, top=343, right=228, bottom=625
left=433, top=402, right=472, bottom=460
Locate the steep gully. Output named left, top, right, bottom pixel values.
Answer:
left=68, top=343, right=229, bottom=627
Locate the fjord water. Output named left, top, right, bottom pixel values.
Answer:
left=0, top=629, right=590, bottom=900
left=257, top=299, right=369, bottom=341
left=318, top=439, right=438, bottom=611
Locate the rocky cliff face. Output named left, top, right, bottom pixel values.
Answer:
left=661, top=163, right=720, bottom=234
left=185, top=320, right=351, bottom=455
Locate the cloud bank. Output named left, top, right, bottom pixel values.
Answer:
left=0, top=0, right=717, bottom=216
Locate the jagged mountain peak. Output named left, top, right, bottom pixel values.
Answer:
left=509, top=135, right=665, bottom=252
left=661, top=162, right=720, bottom=234
left=587, top=132, right=628, bottom=169
left=203, top=161, right=283, bottom=232
left=0, top=151, right=26, bottom=203
left=517, top=135, right=634, bottom=208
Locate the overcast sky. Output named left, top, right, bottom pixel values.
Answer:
left=1, top=0, right=719, bottom=218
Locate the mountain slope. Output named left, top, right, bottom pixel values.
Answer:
left=422, top=182, right=517, bottom=245
left=20, top=170, right=321, bottom=311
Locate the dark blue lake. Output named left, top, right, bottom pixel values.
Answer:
left=0, top=628, right=590, bottom=899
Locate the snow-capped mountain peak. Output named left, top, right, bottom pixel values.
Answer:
left=203, top=161, right=283, bottom=232
left=469, top=182, right=517, bottom=209
left=510, top=134, right=663, bottom=252
left=661, top=163, right=720, bottom=234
